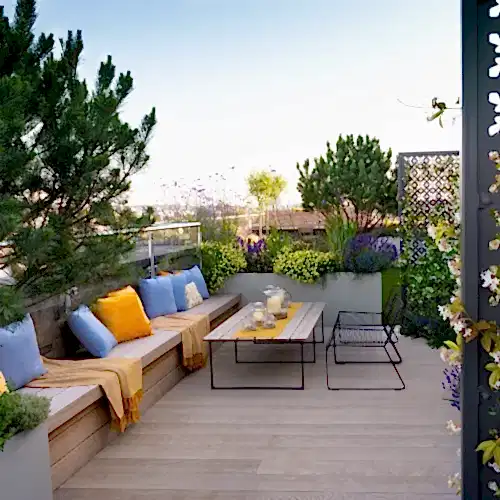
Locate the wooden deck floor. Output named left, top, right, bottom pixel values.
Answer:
left=54, top=335, right=459, bottom=500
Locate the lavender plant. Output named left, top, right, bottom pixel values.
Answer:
left=441, top=365, right=461, bottom=411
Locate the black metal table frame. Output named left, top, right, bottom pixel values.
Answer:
left=208, top=311, right=324, bottom=390
left=326, top=312, right=405, bottom=391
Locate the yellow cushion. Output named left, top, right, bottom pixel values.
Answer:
left=94, top=287, right=152, bottom=343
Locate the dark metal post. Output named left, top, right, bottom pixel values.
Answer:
left=462, top=1, right=500, bottom=497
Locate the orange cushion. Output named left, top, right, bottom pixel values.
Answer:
left=94, top=287, right=152, bottom=343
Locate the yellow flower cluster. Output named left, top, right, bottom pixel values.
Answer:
left=0, top=371, right=9, bottom=396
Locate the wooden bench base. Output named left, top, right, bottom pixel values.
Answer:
left=49, top=346, right=186, bottom=489
left=20, top=294, right=241, bottom=490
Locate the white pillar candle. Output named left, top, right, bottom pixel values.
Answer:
left=267, top=295, right=282, bottom=315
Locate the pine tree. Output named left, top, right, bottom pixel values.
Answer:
left=0, top=0, right=156, bottom=326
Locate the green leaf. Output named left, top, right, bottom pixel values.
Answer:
left=476, top=440, right=497, bottom=464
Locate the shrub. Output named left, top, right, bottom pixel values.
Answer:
left=0, top=381, right=50, bottom=451
left=297, top=135, right=397, bottom=232
left=344, top=234, right=397, bottom=273
left=402, top=238, right=456, bottom=347
left=200, top=242, right=246, bottom=293
left=273, top=249, right=338, bottom=284
left=238, top=238, right=273, bottom=273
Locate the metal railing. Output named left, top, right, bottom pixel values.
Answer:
left=0, top=220, right=202, bottom=281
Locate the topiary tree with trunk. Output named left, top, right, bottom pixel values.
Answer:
left=0, top=0, right=156, bottom=326
left=297, top=134, right=397, bottom=232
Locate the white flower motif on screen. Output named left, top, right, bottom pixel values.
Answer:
left=489, top=481, right=499, bottom=493
left=489, top=93, right=500, bottom=136
left=490, top=151, right=500, bottom=162
left=463, top=327, right=473, bottom=339
left=491, top=351, right=500, bottom=364
left=491, top=0, right=500, bottom=18
left=490, top=295, right=500, bottom=307
left=490, top=57, right=500, bottom=79
left=490, top=33, right=500, bottom=53
left=427, top=224, right=437, bottom=239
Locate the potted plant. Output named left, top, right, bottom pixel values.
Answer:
left=0, top=371, right=52, bottom=500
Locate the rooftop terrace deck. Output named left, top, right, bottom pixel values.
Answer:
left=54, top=336, right=458, bottom=500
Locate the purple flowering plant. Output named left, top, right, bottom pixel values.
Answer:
left=441, top=365, right=461, bottom=411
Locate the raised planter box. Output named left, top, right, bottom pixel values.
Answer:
left=0, top=422, right=53, bottom=500
left=221, top=272, right=382, bottom=327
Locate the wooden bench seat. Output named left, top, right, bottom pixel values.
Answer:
left=20, top=293, right=240, bottom=490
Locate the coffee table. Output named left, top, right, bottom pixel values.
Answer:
left=204, top=302, right=325, bottom=390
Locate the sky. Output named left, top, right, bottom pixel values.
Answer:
left=6, top=0, right=461, bottom=207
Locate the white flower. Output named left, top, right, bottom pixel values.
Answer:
left=440, top=347, right=451, bottom=364
left=427, top=224, right=437, bottom=240
left=494, top=380, right=500, bottom=390
left=454, top=211, right=461, bottom=225
left=453, top=319, right=467, bottom=335
left=447, top=258, right=461, bottom=277
left=491, top=183, right=499, bottom=193
left=448, top=472, right=461, bottom=490
left=492, top=351, right=500, bottom=364
left=463, top=327, right=473, bottom=338
left=482, top=268, right=500, bottom=291
left=489, top=462, right=500, bottom=474
left=489, top=481, right=499, bottom=493
left=437, top=238, right=451, bottom=252
left=446, top=420, right=462, bottom=435
left=491, top=239, right=500, bottom=251
left=438, top=304, right=452, bottom=321
left=490, top=295, right=500, bottom=307
left=490, top=151, right=500, bottom=162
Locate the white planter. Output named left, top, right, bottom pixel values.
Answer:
left=221, top=272, right=382, bottom=327
left=0, top=421, right=53, bottom=500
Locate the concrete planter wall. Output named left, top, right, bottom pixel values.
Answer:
left=221, top=272, right=382, bottom=327
left=0, top=422, right=53, bottom=500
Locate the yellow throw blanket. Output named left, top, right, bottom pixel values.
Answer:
left=151, top=313, right=209, bottom=371
left=28, top=356, right=143, bottom=432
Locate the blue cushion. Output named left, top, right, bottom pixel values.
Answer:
left=169, top=273, right=188, bottom=311
left=67, top=305, right=118, bottom=358
left=188, top=265, right=210, bottom=299
left=0, top=315, right=46, bottom=390
left=139, top=276, right=178, bottom=319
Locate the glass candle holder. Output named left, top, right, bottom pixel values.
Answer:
left=263, top=286, right=284, bottom=315
left=251, top=302, right=266, bottom=324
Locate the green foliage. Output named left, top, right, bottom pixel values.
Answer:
left=247, top=170, right=287, bottom=235
left=247, top=171, right=287, bottom=209
left=265, top=228, right=294, bottom=260
left=0, top=1, right=156, bottom=326
left=324, top=214, right=358, bottom=263
left=402, top=238, right=456, bottom=348
left=200, top=241, right=247, bottom=293
left=273, top=249, right=338, bottom=284
left=297, top=135, right=396, bottom=231
left=0, top=391, right=50, bottom=451
left=200, top=217, right=238, bottom=245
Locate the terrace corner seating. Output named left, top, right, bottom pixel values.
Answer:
left=19, top=293, right=241, bottom=490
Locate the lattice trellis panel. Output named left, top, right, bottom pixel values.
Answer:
left=398, top=151, right=459, bottom=263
